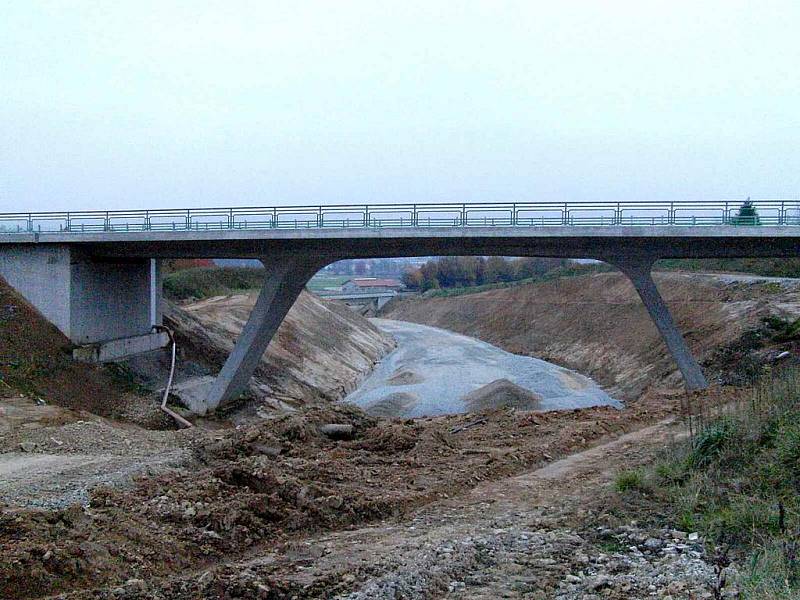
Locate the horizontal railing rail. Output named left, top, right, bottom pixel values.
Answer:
left=0, top=200, right=798, bottom=234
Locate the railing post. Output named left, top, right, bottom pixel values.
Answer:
left=413, top=204, right=417, bottom=227
left=669, top=202, right=675, bottom=225
left=511, top=202, right=516, bottom=226
left=186, top=209, right=190, bottom=230
left=318, top=206, right=323, bottom=228
left=365, top=204, right=370, bottom=227
left=461, top=203, right=467, bottom=226
left=272, top=207, right=277, bottom=228
left=66, top=212, right=71, bottom=232
left=105, top=211, right=110, bottom=231
left=563, top=202, right=568, bottom=225
left=228, top=208, right=233, bottom=229
left=780, top=201, right=786, bottom=225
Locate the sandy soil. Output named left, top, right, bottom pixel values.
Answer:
left=0, top=394, right=202, bottom=508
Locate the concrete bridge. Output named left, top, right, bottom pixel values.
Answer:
left=316, top=290, right=398, bottom=313
left=1, top=200, right=799, bottom=413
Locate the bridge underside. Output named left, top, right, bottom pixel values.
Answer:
left=2, top=226, right=798, bottom=412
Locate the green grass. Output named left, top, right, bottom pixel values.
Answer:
left=615, top=371, right=800, bottom=597
left=163, top=267, right=265, bottom=301
left=615, top=469, right=648, bottom=492
left=306, top=274, right=351, bottom=291
left=656, top=258, right=800, bottom=279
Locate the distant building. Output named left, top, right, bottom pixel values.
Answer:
left=341, top=278, right=405, bottom=294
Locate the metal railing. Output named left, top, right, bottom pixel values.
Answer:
left=0, top=200, right=798, bottom=234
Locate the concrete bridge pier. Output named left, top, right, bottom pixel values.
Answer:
left=0, top=245, right=167, bottom=360
left=608, top=256, right=708, bottom=391
left=202, top=256, right=325, bottom=412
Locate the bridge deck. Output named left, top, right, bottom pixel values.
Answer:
left=1, top=225, right=797, bottom=261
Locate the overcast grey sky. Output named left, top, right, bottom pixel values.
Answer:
left=2, top=1, right=799, bottom=212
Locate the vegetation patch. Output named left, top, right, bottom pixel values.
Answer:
left=163, top=267, right=265, bottom=301
left=614, top=469, right=648, bottom=493
left=614, top=371, right=800, bottom=597
left=657, top=257, right=800, bottom=279
left=413, top=260, right=614, bottom=298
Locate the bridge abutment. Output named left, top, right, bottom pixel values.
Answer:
left=0, top=244, right=166, bottom=357
left=607, top=256, right=708, bottom=391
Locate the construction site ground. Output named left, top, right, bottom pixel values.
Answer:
left=1, top=384, right=744, bottom=599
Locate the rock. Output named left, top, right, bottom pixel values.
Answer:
left=19, top=441, right=36, bottom=452
left=589, top=575, right=612, bottom=590
left=319, top=423, right=355, bottom=440
left=643, top=537, right=664, bottom=552
left=251, top=444, right=282, bottom=457
left=670, top=530, right=688, bottom=540
left=688, top=532, right=700, bottom=541
left=125, top=579, right=147, bottom=591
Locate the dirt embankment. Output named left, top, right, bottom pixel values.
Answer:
left=164, top=291, right=395, bottom=413
left=382, top=271, right=800, bottom=399
left=0, top=280, right=142, bottom=419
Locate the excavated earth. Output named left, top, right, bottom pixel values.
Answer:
left=382, top=271, right=800, bottom=399
left=161, top=291, right=396, bottom=416
left=1, top=271, right=799, bottom=598
left=0, top=387, right=746, bottom=599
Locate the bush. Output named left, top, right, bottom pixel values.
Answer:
left=686, top=418, right=741, bottom=469
left=730, top=199, right=761, bottom=226
left=615, top=469, right=648, bottom=492
left=163, top=267, right=264, bottom=301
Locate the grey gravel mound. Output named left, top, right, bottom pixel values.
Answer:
left=463, top=378, right=543, bottom=412
left=365, top=392, right=419, bottom=417
left=387, top=369, right=425, bottom=386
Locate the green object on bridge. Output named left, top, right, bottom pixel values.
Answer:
left=730, top=199, right=761, bottom=226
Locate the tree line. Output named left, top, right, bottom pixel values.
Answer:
left=401, top=256, right=570, bottom=291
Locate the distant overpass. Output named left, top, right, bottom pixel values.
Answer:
left=316, top=290, right=398, bottom=312
left=1, top=199, right=799, bottom=413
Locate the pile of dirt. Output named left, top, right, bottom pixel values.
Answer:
left=162, top=291, right=395, bottom=415
left=0, top=278, right=150, bottom=420
left=363, top=391, right=419, bottom=416
left=463, top=378, right=542, bottom=411
left=383, top=271, right=800, bottom=399
left=386, top=369, right=424, bottom=386
left=1, top=386, right=744, bottom=599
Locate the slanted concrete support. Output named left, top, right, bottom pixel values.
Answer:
left=609, top=256, right=708, bottom=390
left=203, top=256, right=323, bottom=412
